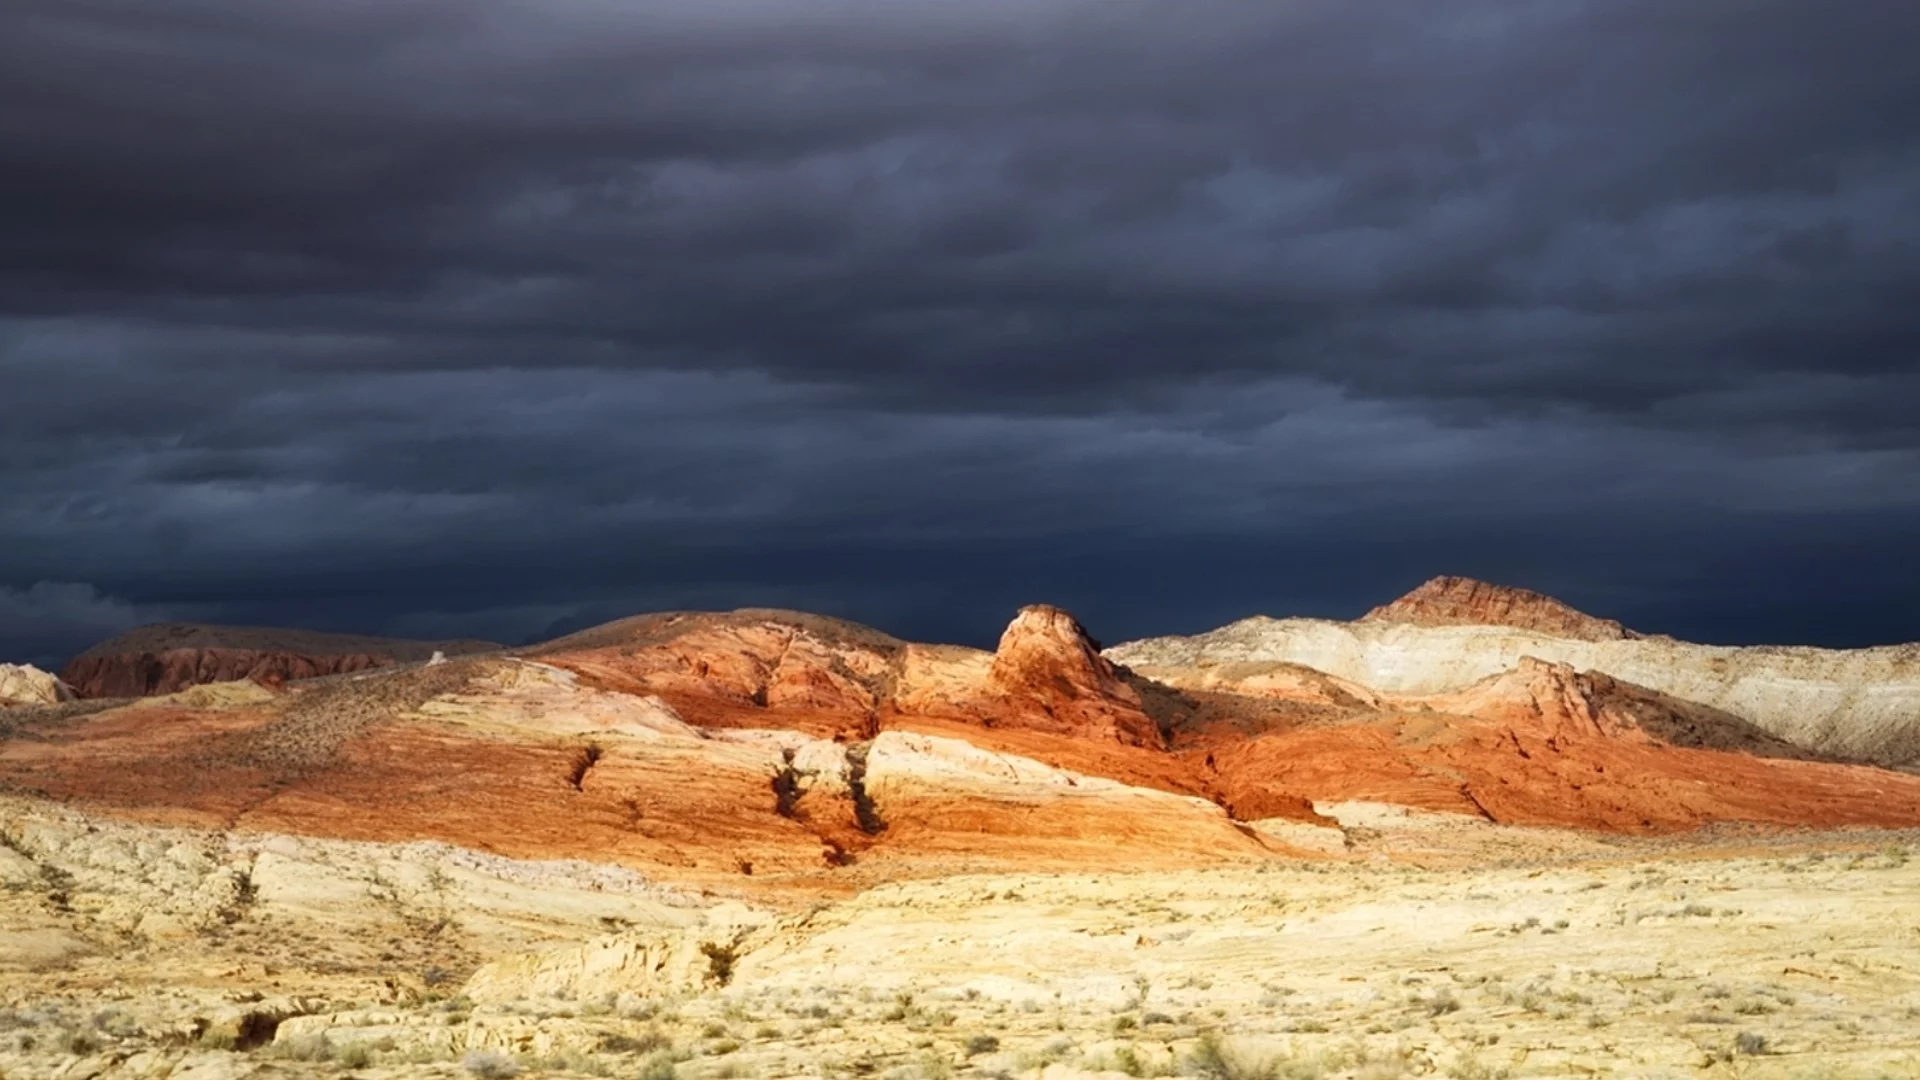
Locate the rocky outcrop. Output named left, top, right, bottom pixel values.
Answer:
left=541, top=605, right=1164, bottom=747
left=1399, top=657, right=1815, bottom=759
left=977, top=605, right=1163, bottom=747
left=15, top=592, right=1920, bottom=887
left=0, top=663, right=73, bottom=708
left=532, top=611, right=900, bottom=735
left=60, top=623, right=499, bottom=698
left=1109, top=612, right=1920, bottom=766
left=463, top=911, right=767, bottom=1004
left=1363, top=576, right=1638, bottom=641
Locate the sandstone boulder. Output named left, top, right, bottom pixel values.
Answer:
left=0, top=662, right=73, bottom=707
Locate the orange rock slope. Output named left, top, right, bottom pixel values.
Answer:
left=9, top=595, right=1920, bottom=898
left=1364, top=575, right=1641, bottom=641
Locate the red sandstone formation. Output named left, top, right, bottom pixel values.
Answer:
left=60, top=623, right=499, bottom=698
left=1399, top=657, right=1813, bottom=758
left=537, top=605, right=1162, bottom=746
left=979, top=605, right=1163, bottom=747
left=9, top=598, right=1920, bottom=899
left=1362, top=576, right=1639, bottom=641
left=1201, top=709, right=1920, bottom=834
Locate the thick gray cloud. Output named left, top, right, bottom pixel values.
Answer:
left=3, top=0, right=1919, bottom=663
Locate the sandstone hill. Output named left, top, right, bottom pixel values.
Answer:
left=8, top=597, right=1920, bottom=901
left=1363, top=575, right=1642, bottom=640
left=8, top=585, right=1920, bottom=1080
left=1111, top=578, right=1920, bottom=767
left=59, top=622, right=501, bottom=698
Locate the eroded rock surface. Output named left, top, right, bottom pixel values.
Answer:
left=60, top=623, right=499, bottom=699
left=1363, top=575, right=1640, bottom=640
left=1111, top=612, right=1920, bottom=766
left=9, top=592, right=1920, bottom=903
left=0, top=663, right=72, bottom=708
left=979, top=605, right=1162, bottom=747
left=10, top=794, right=1916, bottom=1080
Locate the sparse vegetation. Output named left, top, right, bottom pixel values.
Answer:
left=636, top=1051, right=679, bottom=1080
left=462, top=1049, right=522, bottom=1078
left=600, top=1029, right=671, bottom=1054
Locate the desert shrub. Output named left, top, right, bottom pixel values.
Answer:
left=636, top=1051, right=679, bottom=1080
left=1095, top=1044, right=1149, bottom=1077
left=699, top=941, right=738, bottom=985
left=535, top=1050, right=612, bottom=1076
left=337, top=1042, right=375, bottom=1069
left=67, top=1031, right=102, bottom=1055
left=1182, top=1031, right=1234, bottom=1079
left=1444, top=1051, right=1510, bottom=1080
left=965, top=1034, right=1001, bottom=1056
left=1424, top=990, right=1461, bottom=1017
left=616, top=994, right=659, bottom=1021
left=1735, top=1032, right=1768, bottom=1056
left=462, top=1048, right=522, bottom=1078
left=598, top=1029, right=669, bottom=1054
left=90, top=1008, right=138, bottom=1038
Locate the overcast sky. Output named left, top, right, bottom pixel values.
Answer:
left=5, top=0, right=1919, bottom=666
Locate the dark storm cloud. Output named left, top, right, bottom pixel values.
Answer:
left=3, top=0, right=1919, bottom=662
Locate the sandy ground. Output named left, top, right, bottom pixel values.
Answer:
left=3, top=796, right=1918, bottom=1080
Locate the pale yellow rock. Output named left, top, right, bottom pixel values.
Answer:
left=121, top=680, right=277, bottom=711
left=1109, top=616, right=1920, bottom=763
left=410, top=658, right=701, bottom=740
left=5, top=794, right=1920, bottom=1079
left=0, top=662, right=72, bottom=707
left=462, top=908, right=767, bottom=1004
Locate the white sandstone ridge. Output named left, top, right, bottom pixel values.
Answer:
left=0, top=663, right=74, bottom=708
left=1108, top=617, right=1920, bottom=766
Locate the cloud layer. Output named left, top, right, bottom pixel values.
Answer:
left=4, top=0, right=1919, bottom=660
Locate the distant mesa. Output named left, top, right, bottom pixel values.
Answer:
left=1362, top=575, right=1640, bottom=641
left=59, top=622, right=500, bottom=699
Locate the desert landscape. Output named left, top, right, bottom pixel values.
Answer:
left=10, top=0, right=1918, bottom=1073
left=3, top=579, right=1920, bottom=1080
